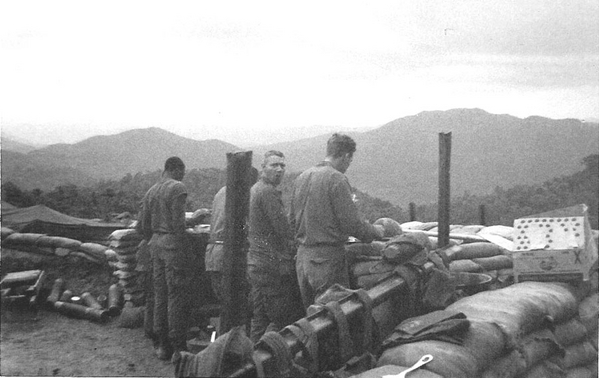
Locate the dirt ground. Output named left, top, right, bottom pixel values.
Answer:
left=1, top=309, right=173, bottom=377
left=0, top=249, right=180, bottom=377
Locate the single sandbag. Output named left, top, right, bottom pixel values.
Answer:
left=111, top=245, right=138, bottom=255
left=523, top=360, right=565, bottom=378
left=428, top=237, right=460, bottom=250
left=472, top=255, right=513, bottom=271
left=345, top=243, right=381, bottom=265
left=460, top=320, right=507, bottom=370
left=109, top=229, right=141, bottom=241
left=79, top=242, right=108, bottom=256
left=109, top=239, right=141, bottom=249
left=105, top=249, right=118, bottom=261
left=450, top=242, right=506, bottom=260
left=70, top=251, right=102, bottom=264
left=449, top=259, right=484, bottom=273
left=1, top=227, right=15, bottom=240
left=589, top=329, right=597, bottom=351
left=519, top=328, right=563, bottom=369
left=480, top=349, right=527, bottom=378
left=565, top=365, right=597, bottom=378
left=351, top=365, right=443, bottom=378
left=116, top=253, right=137, bottom=263
left=351, top=260, right=395, bottom=289
left=451, top=225, right=485, bottom=235
left=401, top=221, right=437, bottom=231
left=479, top=225, right=515, bottom=241
left=550, top=341, right=597, bottom=370
left=577, top=293, right=598, bottom=333
left=553, top=318, right=589, bottom=347
left=48, top=236, right=82, bottom=250
left=115, top=261, right=136, bottom=272
left=4, top=232, right=45, bottom=245
left=373, top=218, right=403, bottom=237
left=500, top=282, right=579, bottom=324
left=377, top=340, right=479, bottom=378
left=446, top=282, right=578, bottom=347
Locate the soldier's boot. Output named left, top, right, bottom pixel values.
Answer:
left=170, top=338, right=188, bottom=364
left=155, top=336, right=173, bottom=361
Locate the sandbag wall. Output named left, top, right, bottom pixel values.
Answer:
left=376, top=281, right=598, bottom=378
left=106, top=229, right=143, bottom=305
left=445, top=242, right=514, bottom=287
left=1, top=227, right=110, bottom=264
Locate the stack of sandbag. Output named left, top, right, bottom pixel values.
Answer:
left=444, top=242, right=513, bottom=284
left=2, top=232, right=107, bottom=264
left=108, top=229, right=143, bottom=303
left=481, top=287, right=598, bottom=377
left=349, top=231, right=432, bottom=290
left=377, top=281, right=589, bottom=378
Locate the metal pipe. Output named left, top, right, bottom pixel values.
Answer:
left=228, top=261, right=435, bottom=378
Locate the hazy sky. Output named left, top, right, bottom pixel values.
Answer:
left=1, top=0, right=598, bottom=146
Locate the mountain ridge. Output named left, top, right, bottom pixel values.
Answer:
left=2, top=109, right=598, bottom=205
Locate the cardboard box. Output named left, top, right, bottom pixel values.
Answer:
left=512, top=204, right=598, bottom=282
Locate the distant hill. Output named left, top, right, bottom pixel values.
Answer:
left=1, top=136, right=40, bottom=154
left=2, top=110, right=598, bottom=206
left=2, top=128, right=239, bottom=190
left=253, top=109, right=599, bottom=205
left=1, top=150, right=97, bottom=190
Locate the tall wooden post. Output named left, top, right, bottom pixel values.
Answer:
left=220, top=151, right=253, bottom=333
left=438, top=133, right=452, bottom=248
left=409, top=202, right=417, bottom=221
left=479, top=204, right=487, bottom=226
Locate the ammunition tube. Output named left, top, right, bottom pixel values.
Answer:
left=46, top=278, right=65, bottom=305
left=59, top=290, right=74, bottom=302
left=97, top=294, right=108, bottom=308
left=81, top=292, right=104, bottom=310
left=54, top=301, right=109, bottom=323
left=107, top=284, right=122, bottom=316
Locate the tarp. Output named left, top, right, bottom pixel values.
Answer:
left=1, top=205, right=124, bottom=241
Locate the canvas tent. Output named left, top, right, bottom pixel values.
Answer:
left=1, top=204, right=125, bottom=243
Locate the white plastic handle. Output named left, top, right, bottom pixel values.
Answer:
left=382, top=354, right=434, bottom=378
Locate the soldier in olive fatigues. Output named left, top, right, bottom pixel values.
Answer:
left=140, top=157, right=192, bottom=360
left=290, top=134, right=384, bottom=308
left=247, top=151, right=304, bottom=343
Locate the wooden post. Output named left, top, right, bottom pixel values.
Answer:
left=409, top=202, right=417, bottom=221
left=220, top=151, right=253, bottom=333
left=438, top=132, right=452, bottom=248
left=479, top=204, right=487, bottom=226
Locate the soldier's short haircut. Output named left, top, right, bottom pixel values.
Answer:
left=164, top=156, right=185, bottom=172
left=263, top=150, right=285, bottom=164
left=326, top=133, right=356, bottom=158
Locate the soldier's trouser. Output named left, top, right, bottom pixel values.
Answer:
left=150, top=233, right=192, bottom=348
left=138, top=270, right=154, bottom=339
left=296, top=245, right=349, bottom=309
left=247, top=265, right=304, bottom=343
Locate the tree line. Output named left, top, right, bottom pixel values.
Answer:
left=2, top=154, right=597, bottom=229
